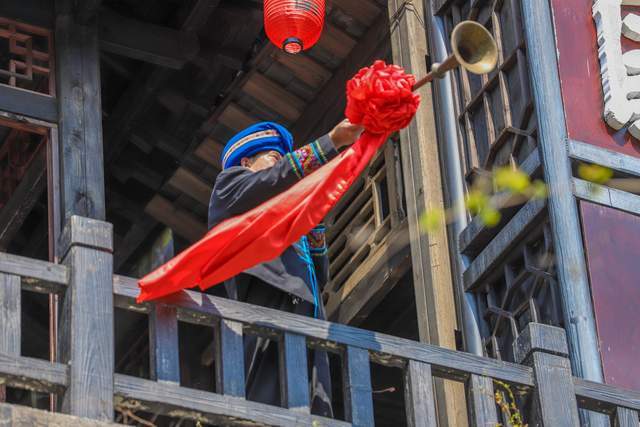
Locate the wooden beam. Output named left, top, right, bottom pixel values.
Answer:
left=0, top=84, right=57, bottom=123
left=114, top=374, right=349, bottom=427
left=195, top=137, right=224, bottom=169
left=569, top=139, right=640, bottom=177
left=103, top=0, right=221, bottom=165
left=316, top=23, right=357, bottom=59
left=99, top=7, right=199, bottom=69
left=573, top=178, right=640, bottom=215
left=243, top=73, right=305, bottom=122
left=330, top=0, right=380, bottom=27
left=145, top=195, right=206, bottom=242
left=218, top=103, right=257, bottom=132
left=0, top=402, right=120, bottom=426
left=113, top=217, right=158, bottom=272
left=0, top=149, right=46, bottom=250
left=0, top=251, right=68, bottom=289
left=271, top=50, right=332, bottom=89
left=0, top=0, right=54, bottom=28
left=574, top=377, right=640, bottom=413
left=167, top=167, right=212, bottom=206
left=0, top=353, right=68, bottom=393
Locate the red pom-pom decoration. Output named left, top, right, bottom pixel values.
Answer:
left=346, top=60, right=421, bottom=134
left=264, top=0, right=325, bottom=54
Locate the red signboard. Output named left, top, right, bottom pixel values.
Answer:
left=580, top=202, right=640, bottom=391
left=551, top=0, right=640, bottom=157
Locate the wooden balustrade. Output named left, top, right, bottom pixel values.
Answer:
left=1, top=235, right=640, bottom=426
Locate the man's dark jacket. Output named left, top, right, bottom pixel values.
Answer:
left=207, top=134, right=338, bottom=415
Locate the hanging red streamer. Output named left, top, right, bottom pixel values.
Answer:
left=137, top=61, right=420, bottom=303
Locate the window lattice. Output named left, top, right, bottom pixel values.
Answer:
left=0, top=18, right=54, bottom=96
left=475, top=222, right=563, bottom=362
left=437, top=0, right=537, bottom=179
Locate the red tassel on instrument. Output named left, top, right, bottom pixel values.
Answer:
left=137, top=61, right=420, bottom=303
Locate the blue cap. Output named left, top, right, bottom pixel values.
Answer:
left=221, top=122, right=294, bottom=169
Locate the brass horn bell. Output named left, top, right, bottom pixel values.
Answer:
left=413, top=20, right=498, bottom=90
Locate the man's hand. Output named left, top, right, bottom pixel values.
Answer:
left=329, top=119, right=365, bottom=149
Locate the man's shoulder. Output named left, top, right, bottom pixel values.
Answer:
left=214, top=166, right=251, bottom=186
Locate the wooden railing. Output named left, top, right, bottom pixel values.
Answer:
left=1, top=218, right=640, bottom=426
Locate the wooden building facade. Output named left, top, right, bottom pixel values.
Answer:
left=0, top=0, right=639, bottom=425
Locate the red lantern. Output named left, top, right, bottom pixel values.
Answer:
left=264, top=0, right=325, bottom=54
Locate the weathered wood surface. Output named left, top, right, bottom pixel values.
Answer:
left=569, top=140, right=640, bottom=178
left=573, top=178, right=640, bottom=216
left=388, top=0, right=466, bottom=424
left=574, top=378, right=640, bottom=413
left=113, top=276, right=535, bottom=386
left=0, top=274, right=20, bottom=357
left=522, top=0, right=604, bottom=384
left=513, top=322, right=569, bottom=366
left=404, top=360, right=438, bottom=427
left=55, top=0, right=106, bottom=222
left=149, top=304, right=180, bottom=383
left=614, top=407, right=639, bottom=427
left=215, top=319, right=245, bottom=398
left=166, top=167, right=212, bottom=207
left=0, top=252, right=68, bottom=293
left=58, top=216, right=114, bottom=420
left=531, top=352, right=581, bottom=426
left=514, top=324, right=580, bottom=426
left=58, top=215, right=114, bottom=255
left=467, top=374, right=498, bottom=427
left=279, top=332, right=310, bottom=413
left=114, top=374, right=350, bottom=427
left=328, top=222, right=411, bottom=326
left=0, top=352, right=68, bottom=393
left=145, top=194, right=206, bottom=242
left=0, top=84, right=57, bottom=123
left=342, top=346, right=374, bottom=426
left=463, top=197, right=546, bottom=291
left=0, top=402, right=122, bottom=426
left=99, top=7, right=199, bottom=69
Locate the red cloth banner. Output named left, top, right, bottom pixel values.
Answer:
left=137, top=61, right=420, bottom=302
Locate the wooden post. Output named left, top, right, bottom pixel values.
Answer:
left=513, top=323, right=580, bottom=426
left=279, top=333, right=310, bottom=413
left=0, top=274, right=20, bottom=402
left=149, top=304, right=180, bottom=383
left=214, top=319, right=245, bottom=397
left=520, top=0, right=604, bottom=385
left=342, top=346, right=374, bottom=427
left=404, top=360, right=437, bottom=427
left=387, top=0, right=467, bottom=425
left=57, top=216, right=114, bottom=420
left=55, top=0, right=106, bottom=231
left=467, top=375, right=498, bottom=427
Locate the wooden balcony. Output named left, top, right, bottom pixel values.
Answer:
left=0, top=216, right=639, bottom=426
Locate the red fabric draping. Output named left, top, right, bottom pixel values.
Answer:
left=137, top=61, right=420, bottom=303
